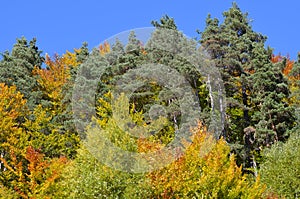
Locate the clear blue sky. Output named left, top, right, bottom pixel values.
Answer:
left=1, top=0, right=299, bottom=59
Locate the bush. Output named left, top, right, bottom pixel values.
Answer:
left=260, top=133, right=300, bottom=198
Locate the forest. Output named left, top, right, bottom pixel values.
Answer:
left=0, top=3, right=299, bottom=199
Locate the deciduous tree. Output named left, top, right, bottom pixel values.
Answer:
left=147, top=122, right=265, bottom=198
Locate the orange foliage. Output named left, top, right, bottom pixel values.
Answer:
left=99, top=42, right=110, bottom=55
left=271, top=54, right=294, bottom=77
left=0, top=146, right=68, bottom=198
left=146, top=122, right=265, bottom=198
left=271, top=54, right=300, bottom=105
left=137, top=138, right=163, bottom=153
left=34, top=54, right=68, bottom=103
left=139, top=41, right=147, bottom=55
left=33, top=50, right=79, bottom=109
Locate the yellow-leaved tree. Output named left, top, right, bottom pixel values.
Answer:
left=33, top=50, right=79, bottom=111
left=146, top=122, right=266, bottom=199
left=0, top=83, right=68, bottom=198
left=29, top=50, right=84, bottom=158
left=0, top=83, right=27, bottom=162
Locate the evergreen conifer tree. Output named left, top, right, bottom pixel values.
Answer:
left=0, top=37, right=44, bottom=110
left=200, top=3, right=295, bottom=170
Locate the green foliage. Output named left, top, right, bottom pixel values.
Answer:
left=0, top=44, right=84, bottom=197
left=286, top=53, right=300, bottom=130
left=74, top=22, right=210, bottom=143
left=200, top=2, right=295, bottom=171
left=0, top=184, right=20, bottom=199
left=88, top=92, right=173, bottom=171
left=30, top=49, right=84, bottom=158
left=49, top=95, right=157, bottom=198
left=50, top=146, right=153, bottom=199
left=251, top=60, right=295, bottom=146
left=51, top=94, right=265, bottom=198
left=260, top=133, right=300, bottom=198
left=58, top=43, right=90, bottom=141
left=24, top=105, right=80, bottom=158
left=151, top=15, right=177, bottom=30
left=200, top=3, right=268, bottom=144
left=0, top=37, right=44, bottom=110
left=0, top=3, right=299, bottom=198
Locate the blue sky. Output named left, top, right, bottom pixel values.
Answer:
left=1, top=1, right=299, bottom=59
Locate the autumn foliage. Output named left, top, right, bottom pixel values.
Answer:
left=0, top=83, right=27, bottom=157
left=146, top=123, right=265, bottom=199
left=271, top=54, right=300, bottom=106
left=1, top=146, right=67, bottom=199
left=271, top=54, right=294, bottom=76
left=99, top=42, right=111, bottom=55
left=33, top=51, right=79, bottom=107
left=1, top=4, right=300, bottom=198
left=0, top=83, right=26, bottom=132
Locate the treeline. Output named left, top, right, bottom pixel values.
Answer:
left=0, top=3, right=299, bottom=198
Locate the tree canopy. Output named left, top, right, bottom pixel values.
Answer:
left=0, top=3, right=299, bottom=198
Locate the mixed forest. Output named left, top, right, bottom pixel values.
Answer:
left=0, top=3, right=299, bottom=199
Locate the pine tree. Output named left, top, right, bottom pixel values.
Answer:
left=61, top=42, right=90, bottom=138
left=251, top=53, right=295, bottom=147
left=199, top=3, right=295, bottom=170
left=72, top=42, right=111, bottom=138
left=248, top=45, right=295, bottom=175
left=0, top=37, right=44, bottom=110
left=151, top=15, right=177, bottom=30
left=146, top=16, right=213, bottom=133
left=200, top=4, right=266, bottom=166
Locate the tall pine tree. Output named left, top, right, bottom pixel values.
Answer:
left=199, top=3, right=295, bottom=170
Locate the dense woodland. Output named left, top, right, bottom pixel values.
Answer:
left=0, top=3, right=299, bottom=198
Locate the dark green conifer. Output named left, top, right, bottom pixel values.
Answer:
left=200, top=3, right=295, bottom=170
left=0, top=37, right=44, bottom=110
